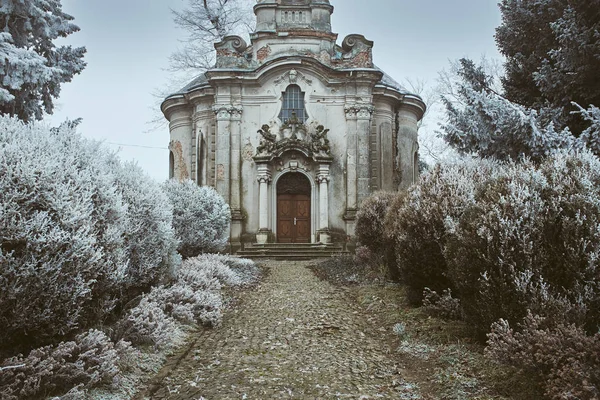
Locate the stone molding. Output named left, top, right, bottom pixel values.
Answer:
left=345, top=104, right=374, bottom=120
left=213, top=105, right=244, bottom=121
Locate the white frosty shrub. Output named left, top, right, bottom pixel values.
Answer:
left=113, top=297, right=183, bottom=349
left=0, top=330, right=135, bottom=400
left=446, top=150, right=600, bottom=335
left=486, top=312, right=600, bottom=400
left=177, top=254, right=242, bottom=289
left=162, top=179, right=230, bottom=257
left=0, top=116, right=128, bottom=348
left=0, top=116, right=182, bottom=350
left=109, top=159, right=180, bottom=294
left=146, top=284, right=222, bottom=327
left=212, top=255, right=261, bottom=286
left=384, top=158, right=503, bottom=304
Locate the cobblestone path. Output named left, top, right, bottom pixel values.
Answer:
left=138, top=260, right=421, bottom=399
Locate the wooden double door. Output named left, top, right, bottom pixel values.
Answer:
left=277, top=194, right=311, bottom=243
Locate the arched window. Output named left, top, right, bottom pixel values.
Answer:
left=279, top=84, right=307, bottom=123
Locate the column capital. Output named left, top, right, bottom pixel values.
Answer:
left=213, top=104, right=243, bottom=121
left=316, top=174, right=330, bottom=184
left=345, top=104, right=374, bottom=120
left=257, top=174, right=272, bottom=184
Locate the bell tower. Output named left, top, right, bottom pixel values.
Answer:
left=251, top=0, right=337, bottom=63
left=254, top=0, right=334, bottom=34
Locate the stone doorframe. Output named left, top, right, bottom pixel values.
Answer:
left=255, top=156, right=332, bottom=244
left=253, top=122, right=333, bottom=244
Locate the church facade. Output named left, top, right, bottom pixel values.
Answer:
left=162, top=0, right=425, bottom=251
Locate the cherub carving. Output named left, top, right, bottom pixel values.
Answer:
left=310, top=125, right=331, bottom=154
left=256, top=124, right=277, bottom=154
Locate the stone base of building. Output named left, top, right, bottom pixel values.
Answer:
left=256, top=229, right=272, bottom=245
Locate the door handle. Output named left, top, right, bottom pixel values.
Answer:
left=294, top=217, right=297, bottom=225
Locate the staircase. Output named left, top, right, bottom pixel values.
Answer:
left=236, top=243, right=350, bottom=260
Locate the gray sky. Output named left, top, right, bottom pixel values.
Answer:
left=48, top=0, right=503, bottom=181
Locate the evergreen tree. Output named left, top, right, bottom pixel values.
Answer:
left=496, top=0, right=600, bottom=134
left=0, top=0, right=86, bottom=122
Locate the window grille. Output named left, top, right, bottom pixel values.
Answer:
left=279, top=84, right=307, bottom=122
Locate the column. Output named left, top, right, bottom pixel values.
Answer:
left=256, top=163, right=271, bottom=245
left=213, top=105, right=231, bottom=201
left=317, top=163, right=331, bottom=244
left=356, top=104, right=374, bottom=204
left=229, top=106, right=243, bottom=251
left=344, top=105, right=358, bottom=236
left=229, top=106, right=243, bottom=211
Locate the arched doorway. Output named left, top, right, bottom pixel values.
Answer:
left=277, top=172, right=311, bottom=243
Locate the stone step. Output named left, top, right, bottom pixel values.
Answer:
left=247, top=243, right=343, bottom=248
left=237, top=253, right=349, bottom=260
left=237, top=243, right=349, bottom=260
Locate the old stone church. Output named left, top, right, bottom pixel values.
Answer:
left=162, top=0, right=425, bottom=251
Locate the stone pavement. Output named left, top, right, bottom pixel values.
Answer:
left=136, top=260, right=421, bottom=400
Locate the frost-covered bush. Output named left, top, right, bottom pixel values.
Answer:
left=0, top=330, right=135, bottom=400
left=0, top=117, right=127, bottom=349
left=356, top=191, right=397, bottom=253
left=110, top=159, right=180, bottom=294
left=113, top=254, right=254, bottom=345
left=356, top=191, right=398, bottom=276
left=178, top=254, right=242, bottom=289
left=446, top=151, right=600, bottom=335
left=486, top=312, right=600, bottom=400
left=422, top=288, right=462, bottom=320
left=146, top=284, right=222, bottom=327
left=113, top=296, right=183, bottom=349
left=210, top=254, right=261, bottom=286
left=0, top=117, right=181, bottom=351
left=162, top=179, right=230, bottom=257
left=385, top=160, right=501, bottom=303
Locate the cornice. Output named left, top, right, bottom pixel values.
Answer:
left=399, top=94, right=427, bottom=121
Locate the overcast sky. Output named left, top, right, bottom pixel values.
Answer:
left=48, top=0, right=503, bottom=181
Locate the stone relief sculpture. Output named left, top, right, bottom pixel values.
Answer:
left=310, top=125, right=331, bottom=155
left=256, top=121, right=332, bottom=157
left=257, top=124, right=277, bottom=154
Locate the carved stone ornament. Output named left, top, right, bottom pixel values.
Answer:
left=254, top=118, right=332, bottom=159
left=274, top=69, right=313, bottom=86
left=256, top=124, right=277, bottom=154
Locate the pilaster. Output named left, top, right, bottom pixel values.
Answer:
left=356, top=104, right=374, bottom=204
left=344, top=105, right=358, bottom=235
left=256, top=163, right=272, bottom=244
left=317, top=163, right=331, bottom=244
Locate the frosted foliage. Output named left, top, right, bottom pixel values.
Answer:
left=115, top=254, right=256, bottom=346
left=115, top=297, right=183, bottom=349
left=163, top=180, right=230, bottom=257
left=446, top=150, right=600, bottom=334
left=385, top=158, right=503, bottom=303
left=0, top=0, right=86, bottom=121
left=441, top=59, right=580, bottom=162
left=109, top=159, right=180, bottom=291
left=0, top=330, right=135, bottom=400
left=486, top=313, right=600, bottom=399
left=0, top=116, right=180, bottom=349
left=577, top=105, right=600, bottom=155
left=0, top=116, right=128, bottom=346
